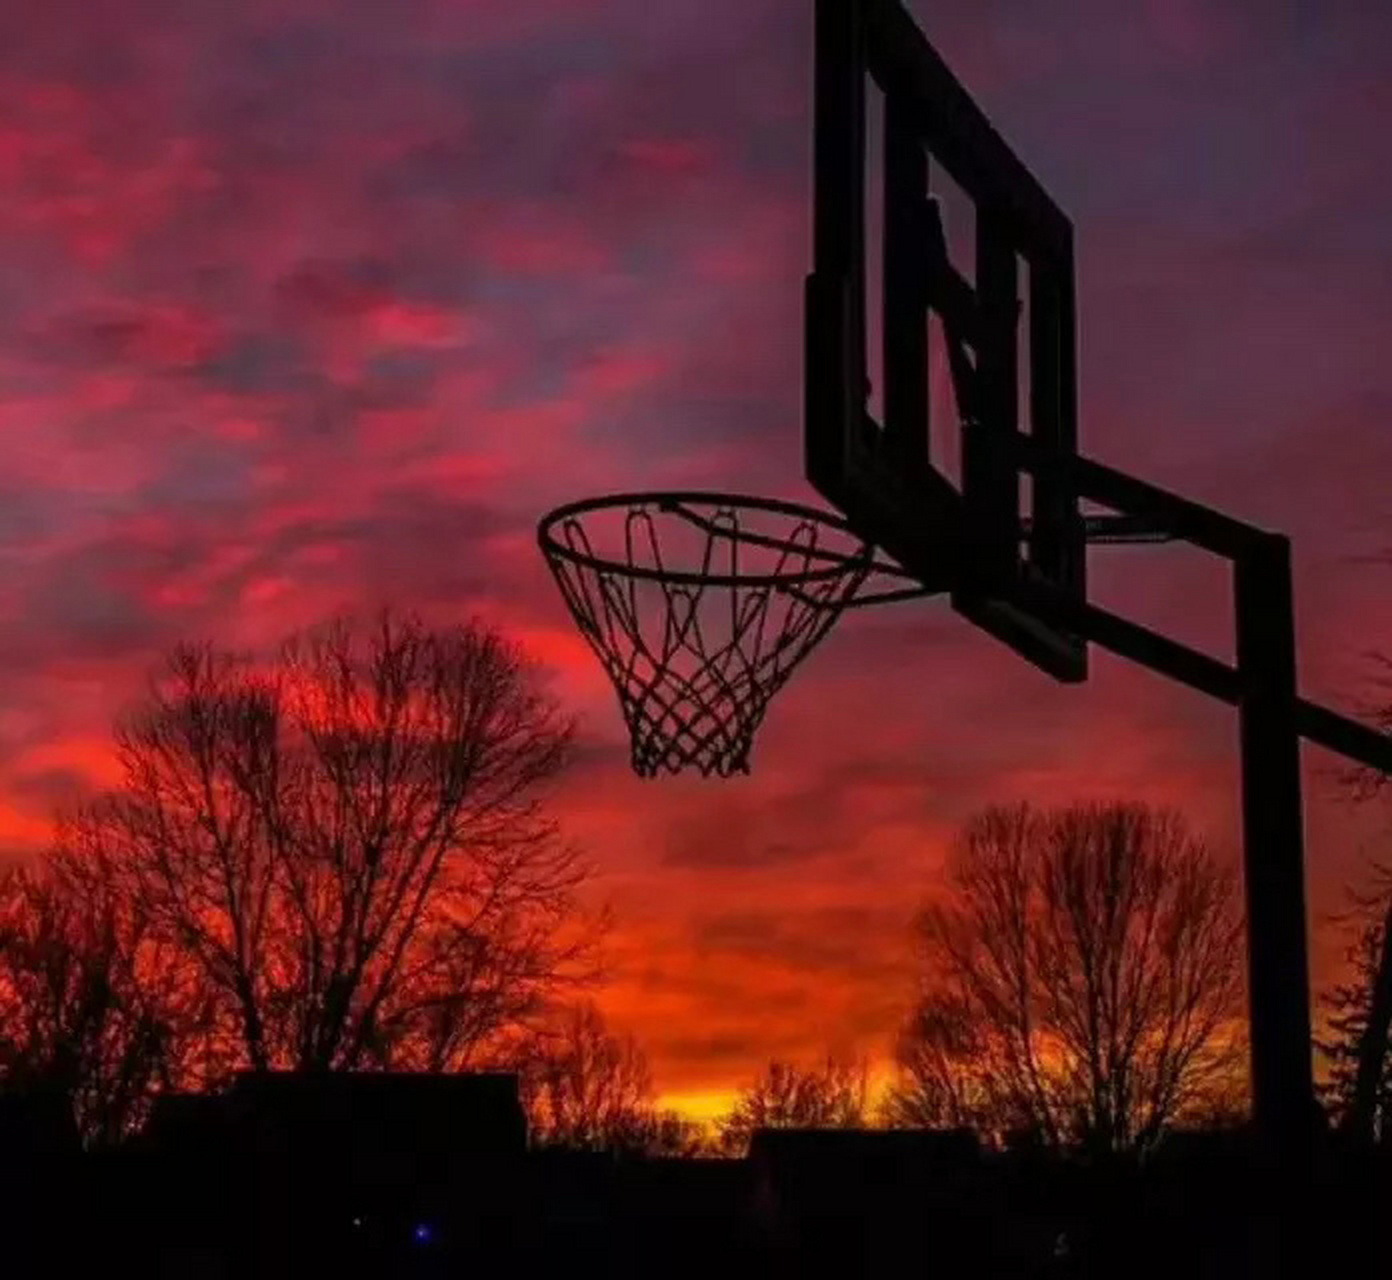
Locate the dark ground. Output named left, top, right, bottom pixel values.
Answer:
left=1, top=1075, right=1387, bottom=1278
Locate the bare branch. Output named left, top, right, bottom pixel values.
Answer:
left=718, top=1056, right=868, bottom=1156
left=899, top=801, right=1244, bottom=1153
left=61, top=610, right=594, bottom=1081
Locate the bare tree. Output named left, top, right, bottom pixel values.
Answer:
left=880, top=992, right=992, bottom=1132
left=521, top=1002, right=652, bottom=1149
left=63, top=611, right=594, bottom=1077
left=0, top=852, right=198, bottom=1145
left=718, top=1057, right=867, bottom=1155
left=905, top=802, right=1244, bottom=1153
left=520, top=1003, right=702, bottom=1156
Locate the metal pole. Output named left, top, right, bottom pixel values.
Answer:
left=1234, top=532, right=1315, bottom=1168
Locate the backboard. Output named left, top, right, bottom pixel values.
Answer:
left=805, top=0, right=1087, bottom=680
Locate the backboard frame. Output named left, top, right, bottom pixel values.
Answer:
left=805, top=0, right=1087, bottom=680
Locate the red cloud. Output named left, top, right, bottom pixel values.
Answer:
left=617, top=136, right=718, bottom=177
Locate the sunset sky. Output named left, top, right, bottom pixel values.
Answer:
left=0, top=0, right=1389, bottom=1118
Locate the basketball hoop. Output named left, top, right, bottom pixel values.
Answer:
left=537, top=492, right=917, bottom=777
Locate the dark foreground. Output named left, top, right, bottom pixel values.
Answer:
left=1, top=1073, right=1387, bottom=1278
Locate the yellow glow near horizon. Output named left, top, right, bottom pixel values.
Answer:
left=656, top=1090, right=739, bottom=1125
left=657, top=1065, right=898, bottom=1128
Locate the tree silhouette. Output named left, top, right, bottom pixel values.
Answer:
left=58, top=611, right=593, bottom=1078
left=0, top=852, right=199, bottom=1145
left=1318, top=862, right=1392, bottom=1144
left=880, top=992, right=991, bottom=1131
left=718, top=1057, right=867, bottom=1155
left=1320, top=656, right=1392, bottom=1146
left=902, top=802, right=1244, bottom=1152
left=520, top=1003, right=702, bottom=1156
